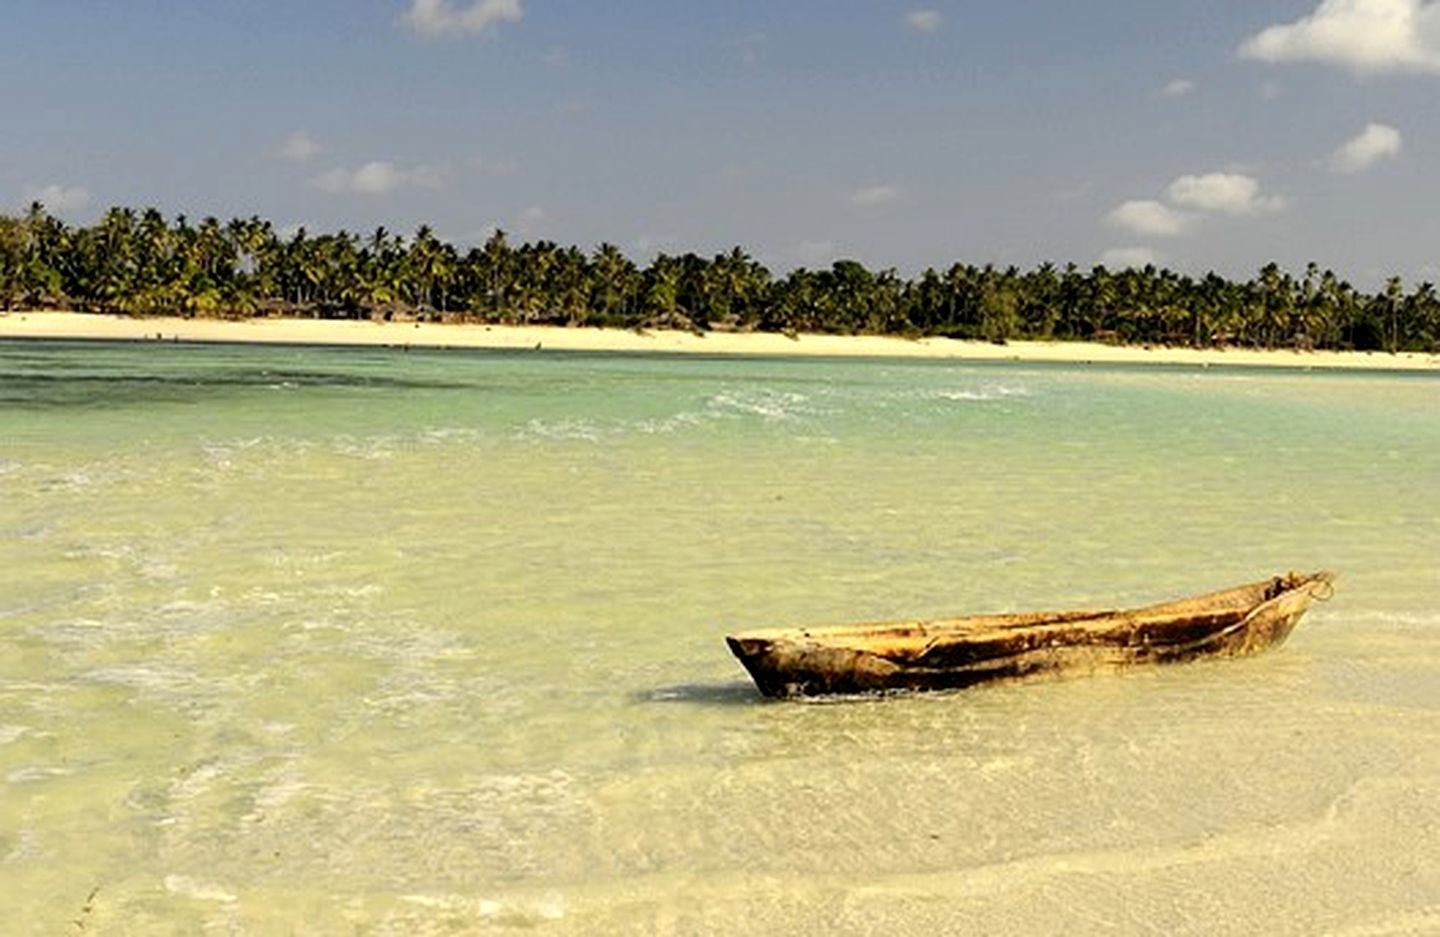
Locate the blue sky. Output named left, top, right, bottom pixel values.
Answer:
left=3, top=1, right=1438, bottom=286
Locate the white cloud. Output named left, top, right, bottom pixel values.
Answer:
left=850, top=184, right=902, bottom=207
left=1238, top=0, right=1440, bottom=75
left=793, top=240, right=840, bottom=267
left=516, top=205, right=545, bottom=235
left=739, top=32, right=767, bottom=66
left=1159, top=78, right=1196, bottom=97
left=23, top=183, right=91, bottom=213
left=1105, top=199, right=1190, bottom=237
left=470, top=156, right=519, bottom=176
left=1100, top=247, right=1160, bottom=269
left=632, top=234, right=676, bottom=256
left=1166, top=173, right=1285, bottom=215
left=904, top=10, right=943, bottom=34
left=1103, top=172, right=1286, bottom=242
left=404, top=0, right=523, bottom=38
left=277, top=130, right=322, bottom=163
left=277, top=221, right=316, bottom=241
left=1328, top=122, right=1403, bottom=172
left=310, top=161, right=444, bottom=195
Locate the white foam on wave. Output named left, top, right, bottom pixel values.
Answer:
left=3, top=828, right=39, bottom=863
left=79, top=661, right=260, bottom=721
left=0, top=724, right=30, bottom=746
left=636, top=411, right=708, bottom=435
left=399, top=892, right=566, bottom=923
left=200, top=435, right=269, bottom=470
left=163, top=874, right=238, bottom=903
left=706, top=388, right=815, bottom=421
left=419, top=426, right=484, bottom=445
left=57, top=541, right=180, bottom=583
left=240, top=767, right=310, bottom=828
left=512, top=386, right=826, bottom=443
left=343, top=624, right=465, bottom=662
left=518, top=418, right=609, bottom=443
left=26, top=617, right=108, bottom=647
left=43, top=469, right=98, bottom=491
left=916, top=383, right=1033, bottom=403
left=31, top=588, right=250, bottom=649
left=362, top=676, right=463, bottom=715
left=332, top=436, right=398, bottom=461
left=317, top=582, right=383, bottom=599
left=82, top=663, right=199, bottom=695
left=6, top=765, right=74, bottom=784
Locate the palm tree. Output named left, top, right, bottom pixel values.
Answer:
left=591, top=242, right=638, bottom=326
left=1382, top=275, right=1405, bottom=352
left=641, top=253, right=683, bottom=329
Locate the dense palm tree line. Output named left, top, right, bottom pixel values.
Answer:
left=2, top=203, right=1438, bottom=352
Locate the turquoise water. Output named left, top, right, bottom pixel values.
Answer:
left=1, top=340, right=1437, bottom=934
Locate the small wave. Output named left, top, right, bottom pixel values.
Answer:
left=201, top=436, right=268, bottom=465
left=82, top=663, right=199, bottom=694
left=636, top=411, right=708, bottom=435
left=419, top=426, right=484, bottom=445
left=316, top=583, right=383, bottom=599
left=518, top=418, right=609, bottom=443
left=706, top=388, right=815, bottom=421
left=332, top=436, right=398, bottom=461
left=513, top=387, right=826, bottom=442
left=163, top=875, right=237, bottom=903
left=241, top=769, right=310, bottom=826
left=0, top=725, right=30, bottom=746
left=342, top=625, right=467, bottom=663
left=57, top=541, right=180, bottom=584
left=919, top=383, right=1033, bottom=403
left=3, top=829, right=40, bottom=863
left=42, top=470, right=99, bottom=491
left=399, top=892, right=566, bottom=923
left=6, top=765, right=74, bottom=784
left=362, top=682, right=463, bottom=715
left=27, top=617, right=115, bottom=648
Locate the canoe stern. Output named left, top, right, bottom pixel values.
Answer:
left=725, top=635, right=902, bottom=699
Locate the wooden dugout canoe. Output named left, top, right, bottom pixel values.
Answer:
left=726, top=571, right=1336, bottom=699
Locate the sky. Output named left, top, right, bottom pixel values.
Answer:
left=3, top=0, right=1439, bottom=287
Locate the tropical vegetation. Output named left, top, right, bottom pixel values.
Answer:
left=2, top=203, right=1438, bottom=352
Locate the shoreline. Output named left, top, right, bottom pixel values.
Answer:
left=2, top=310, right=1438, bottom=371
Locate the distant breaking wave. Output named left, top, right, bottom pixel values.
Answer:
left=704, top=388, right=818, bottom=421
left=901, top=383, right=1033, bottom=403
left=513, top=381, right=1034, bottom=442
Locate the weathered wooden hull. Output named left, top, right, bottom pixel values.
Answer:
left=726, top=571, right=1336, bottom=699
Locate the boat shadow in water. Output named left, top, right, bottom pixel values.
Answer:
left=638, top=681, right=761, bottom=706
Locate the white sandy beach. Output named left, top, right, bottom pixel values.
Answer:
left=2, top=310, right=1437, bottom=371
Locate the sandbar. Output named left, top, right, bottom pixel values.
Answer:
left=1, top=311, right=1437, bottom=371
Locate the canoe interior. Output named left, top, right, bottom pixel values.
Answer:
left=726, top=571, right=1337, bottom=699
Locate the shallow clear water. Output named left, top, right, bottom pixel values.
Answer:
left=1, top=340, right=1437, bottom=934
